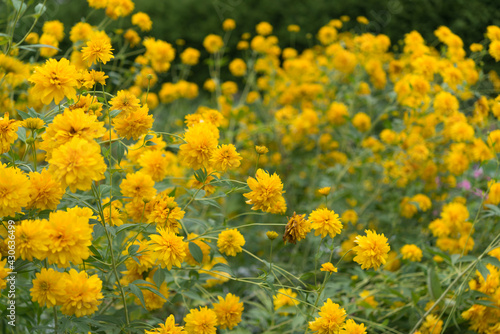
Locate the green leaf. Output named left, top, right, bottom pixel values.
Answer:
left=477, top=261, right=490, bottom=281
left=188, top=242, right=204, bottom=264
left=456, top=255, right=476, bottom=263
left=211, top=263, right=234, bottom=277
left=128, top=284, right=146, bottom=309
left=427, top=267, right=442, bottom=300
left=482, top=256, right=500, bottom=268
left=474, top=299, right=500, bottom=310
left=128, top=244, right=140, bottom=256
left=484, top=204, right=500, bottom=217
left=88, top=245, right=102, bottom=260
left=16, top=109, right=31, bottom=120
left=16, top=127, right=26, bottom=143
left=116, top=142, right=127, bottom=164
left=145, top=140, right=157, bottom=146
left=115, top=223, right=137, bottom=234
left=153, top=268, right=166, bottom=288
left=34, top=3, right=46, bottom=15
left=109, top=109, right=121, bottom=118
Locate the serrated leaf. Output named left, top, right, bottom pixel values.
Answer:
left=477, top=261, right=490, bottom=281
left=428, top=267, right=442, bottom=300
left=188, top=242, right=204, bottom=264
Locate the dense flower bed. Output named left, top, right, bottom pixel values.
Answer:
left=1, top=1, right=500, bottom=333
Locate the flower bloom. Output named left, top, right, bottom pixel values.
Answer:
left=29, top=58, right=78, bottom=105
left=217, top=229, right=245, bottom=256
left=149, top=228, right=187, bottom=270
left=283, top=212, right=311, bottom=244
left=244, top=168, right=287, bottom=214
left=401, top=244, right=423, bottom=262
left=30, top=268, right=66, bottom=307
left=145, top=315, right=186, bottom=334
left=48, top=137, right=106, bottom=193
left=213, top=293, right=244, bottom=329
left=184, top=306, right=218, bottom=334
left=353, top=230, right=390, bottom=270
left=0, top=112, right=20, bottom=153
left=320, top=262, right=338, bottom=273
left=60, top=269, right=103, bottom=317
left=308, top=299, right=346, bottom=333
left=0, top=163, right=30, bottom=217
left=210, top=144, right=242, bottom=172
left=309, top=208, right=343, bottom=239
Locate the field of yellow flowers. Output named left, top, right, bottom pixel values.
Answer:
left=1, top=0, right=500, bottom=333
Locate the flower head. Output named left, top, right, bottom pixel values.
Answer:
left=244, top=169, right=287, bottom=214
left=184, top=306, right=218, bottom=334
left=309, top=208, right=343, bottom=239
left=48, top=137, right=106, bottom=192
left=283, top=212, right=311, bottom=244
left=273, top=288, right=298, bottom=313
left=353, top=230, right=390, bottom=270
left=120, top=171, right=156, bottom=200
left=0, top=112, right=20, bottom=154
left=308, top=299, right=346, bottom=333
left=340, top=319, right=367, bottom=334
left=217, top=228, right=245, bottom=256
left=60, top=269, right=103, bottom=317
left=30, top=268, right=66, bottom=307
left=29, top=58, right=78, bottom=105
left=213, top=293, right=244, bottom=329
left=149, top=228, right=187, bottom=270
left=0, top=163, right=30, bottom=217
left=28, top=169, right=64, bottom=210
left=14, top=219, right=50, bottom=261
left=113, top=105, right=153, bottom=140
left=320, top=262, right=338, bottom=273
left=146, top=315, right=186, bottom=334
left=401, top=244, right=423, bottom=262
left=210, top=144, right=242, bottom=172
left=179, top=123, right=218, bottom=170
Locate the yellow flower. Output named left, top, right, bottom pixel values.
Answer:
left=353, top=230, right=390, bottom=270
left=120, top=171, right=156, bottom=200
left=124, top=239, right=155, bottom=274
left=210, top=144, right=242, bottom=172
left=318, top=26, right=337, bottom=45
left=255, top=145, right=269, bottom=154
left=39, top=33, right=59, bottom=58
left=318, top=187, right=331, bottom=196
left=21, top=117, right=44, bottom=131
left=180, top=47, right=201, bottom=66
left=222, top=19, right=236, bottom=31
left=308, top=298, right=346, bottom=333
left=124, top=29, right=141, bottom=47
left=320, top=262, right=338, bottom=273
left=109, top=90, right=141, bottom=113
left=146, top=315, right=186, bottom=334
left=143, top=38, right=176, bottom=72
left=132, top=12, right=152, bottom=32
left=203, top=34, right=224, bottom=53
left=70, top=22, right=93, bottom=43
left=30, top=268, right=65, bottom=307
left=489, top=40, right=500, bottom=61
left=229, top=58, right=247, bottom=76
left=82, top=69, right=108, bottom=88
left=357, top=16, right=369, bottom=24
left=14, top=219, right=50, bottom=261
left=0, top=259, right=11, bottom=290
left=105, top=0, right=135, bottom=20
left=340, top=319, right=367, bottom=334
left=0, top=163, right=30, bottom=217
left=288, top=24, right=300, bottom=32
left=266, top=231, right=279, bottom=240
left=184, top=306, right=218, bottom=334
left=273, top=288, right=298, bottom=313
left=352, top=112, right=371, bottom=132
left=256, top=21, right=273, bottom=36
left=179, top=123, right=218, bottom=170
left=113, top=105, right=153, bottom=140
left=149, top=228, right=187, bottom=270
left=419, top=314, right=443, bottom=334
left=401, top=244, right=423, bottom=262
left=213, top=293, right=244, bottom=329
left=28, top=169, right=64, bottom=210
left=29, top=58, right=78, bottom=105
left=283, top=212, right=311, bottom=244
left=137, top=150, right=170, bottom=182
left=217, top=228, right=245, bottom=256
left=148, top=194, right=185, bottom=232
left=359, top=290, right=378, bottom=308
left=60, top=269, right=103, bottom=317
left=309, top=208, right=343, bottom=239
left=341, top=210, right=358, bottom=225
left=243, top=168, right=287, bottom=214
left=46, top=209, right=93, bottom=267
left=0, top=112, right=20, bottom=154
left=42, top=20, right=64, bottom=42
left=48, top=137, right=106, bottom=192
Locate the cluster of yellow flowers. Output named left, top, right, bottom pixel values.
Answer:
left=1, top=0, right=500, bottom=332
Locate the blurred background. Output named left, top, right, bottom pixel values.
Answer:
left=51, top=0, right=500, bottom=50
